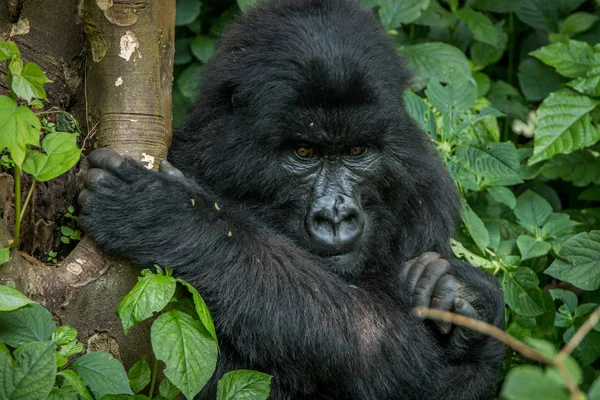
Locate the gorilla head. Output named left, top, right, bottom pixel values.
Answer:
left=170, top=0, right=459, bottom=280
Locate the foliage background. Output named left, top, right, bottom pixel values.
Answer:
left=173, top=0, right=600, bottom=398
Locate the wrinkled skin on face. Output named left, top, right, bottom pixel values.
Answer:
left=78, top=0, right=505, bottom=399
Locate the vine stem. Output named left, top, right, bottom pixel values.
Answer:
left=20, top=180, right=36, bottom=221
left=414, top=307, right=583, bottom=398
left=10, top=166, right=21, bottom=250
left=148, top=359, right=159, bottom=400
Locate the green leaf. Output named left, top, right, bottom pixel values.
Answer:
left=450, top=239, right=496, bottom=271
left=176, top=0, right=201, bottom=26
left=60, top=226, right=74, bottom=237
left=57, top=370, right=93, bottom=400
left=0, top=304, right=56, bottom=347
left=550, top=288, right=578, bottom=313
left=517, top=235, right=552, bottom=261
left=425, top=67, right=477, bottom=114
left=589, top=376, right=600, bottom=400
left=515, top=0, right=559, bottom=32
left=514, top=190, right=553, bottom=233
left=0, top=341, right=56, bottom=400
left=579, top=185, right=600, bottom=201
left=473, top=72, right=491, bottom=97
left=47, top=387, right=78, bottom=400
left=561, top=12, right=599, bottom=36
left=0, top=41, right=20, bottom=61
left=529, top=88, right=600, bottom=165
left=52, top=325, right=77, bottom=346
left=10, top=62, right=51, bottom=103
left=487, top=81, right=528, bottom=121
left=0, top=286, right=35, bottom=311
left=237, top=0, right=258, bottom=12
left=541, top=213, right=579, bottom=238
left=0, top=247, right=9, bottom=264
left=456, top=7, right=508, bottom=49
left=71, top=352, right=133, bottom=399
left=460, top=199, right=490, bottom=252
left=414, top=0, right=456, bottom=27
left=501, top=268, right=546, bottom=317
left=151, top=311, right=218, bottom=400
left=455, top=142, right=522, bottom=187
left=0, top=95, right=41, bottom=167
left=21, top=132, right=82, bottom=182
left=518, top=58, right=566, bottom=102
left=159, top=377, right=181, bottom=399
left=540, top=150, right=600, bottom=187
left=128, top=359, right=151, bottom=394
left=376, top=0, right=430, bottom=29
left=403, top=91, right=436, bottom=138
left=178, top=280, right=218, bottom=343
left=117, top=270, right=176, bottom=334
left=216, top=370, right=272, bottom=400
left=467, top=0, right=525, bottom=12
left=545, top=231, right=600, bottom=290
left=175, top=38, right=192, bottom=65
left=176, top=63, right=203, bottom=100
left=190, top=36, right=215, bottom=63
left=531, top=41, right=595, bottom=78
left=488, top=186, right=516, bottom=209
left=568, top=52, right=600, bottom=97
left=470, top=42, right=504, bottom=69
left=399, top=42, right=471, bottom=86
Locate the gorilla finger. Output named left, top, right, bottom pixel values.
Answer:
left=88, top=149, right=123, bottom=171
left=413, top=259, right=450, bottom=308
left=78, top=214, right=91, bottom=233
left=84, top=168, right=110, bottom=189
left=454, top=298, right=477, bottom=319
left=159, top=160, right=184, bottom=177
left=431, top=292, right=456, bottom=334
left=78, top=189, right=93, bottom=209
left=432, top=275, right=461, bottom=300
left=401, top=252, right=440, bottom=282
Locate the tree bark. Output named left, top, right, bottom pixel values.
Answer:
left=0, top=0, right=175, bottom=369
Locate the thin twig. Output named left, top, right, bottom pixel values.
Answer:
left=558, top=304, right=600, bottom=362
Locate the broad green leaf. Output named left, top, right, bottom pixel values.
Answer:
left=467, top=0, right=525, bottom=12
left=178, top=280, right=218, bottom=343
left=568, top=52, right=600, bottom=97
left=0, top=247, right=9, bottom=264
left=176, top=0, right=201, bottom=26
left=177, top=63, right=202, bottom=100
left=152, top=311, right=218, bottom=399
left=57, top=370, right=93, bottom=400
left=579, top=185, right=600, bottom=201
left=0, top=304, right=56, bottom=347
left=128, top=359, right=151, bottom=394
left=550, top=289, right=578, bottom=313
left=531, top=41, right=594, bottom=78
left=473, top=72, right=491, bottom=97
left=399, top=42, right=471, bottom=86
left=377, top=0, right=430, bottom=29
left=450, top=239, right=496, bottom=271
left=561, top=12, right=599, bottom=36
left=518, top=58, right=566, bottom=102
left=515, top=0, right=558, bottom=32
left=455, top=107, right=504, bottom=134
left=514, top=190, right=553, bottom=233
left=425, top=67, right=477, bottom=114
left=0, top=95, right=41, bottom=167
left=159, top=377, right=181, bottom=399
left=501, top=268, right=546, bottom=316
left=542, top=213, right=579, bottom=238
left=488, top=186, right=516, bottom=209
left=190, top=36, right=215, bottom=63
left=456, top=7, right=508, bottom=49
left=217, top=370, right=272, bottom=400
left=0, top=286, right=35, bottom=311
left=237, top=0, right=258, bottom=12
left=0, top=41, right=19, bottom=61
left=487, top=81, right=528, bottom=121
left=10, top=62, right=51, bottom=102
left=47, top=387, right=78, bottom=400
left=517, top=235, right=552, bottom=261
left=460, top=199, right=489, bottom=252
left=117, top=269, right=176, bottom=334
left=21, top=132, right=81, bottom=182
left=414, top=0, right=456, bottom=27
left=0, top=341, right=56, bottom=400
left=455, top=142, right=522, bottom=187
left=540, top=150, right=600, bottom=186
left=403, top=91, right=436, bottom=138
left=175, top=38, right=193, bottom=65
left=545, top=231, right=600, bottom=290
left=71, top=352, right=133, bottom=399
left=529, top=88, right=600, bottom=165
left=471, top=42, right=504, bottom=68
left=589, top=376, right=600, bottom=400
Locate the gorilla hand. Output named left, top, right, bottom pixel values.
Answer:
left=400, top=252, right=480, bottom=348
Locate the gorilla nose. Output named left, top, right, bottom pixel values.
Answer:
left=306, top=195, right=364, bottom=254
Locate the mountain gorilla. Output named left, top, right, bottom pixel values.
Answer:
left=78, top=0, right=505, bottom=398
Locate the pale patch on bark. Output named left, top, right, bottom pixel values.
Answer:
left=115, top=77, right=123, bottom=86
left=66, top=262, right=83, bottom=276
left=141, top=153, right=155, bottom=170
left=119, top=30, right=138, bottom=61
left=10, top=18, right=30, bottom=36
left=95, top=0, right=113, bottom=11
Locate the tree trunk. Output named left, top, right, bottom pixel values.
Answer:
left=0, top=0, right=175, bottom=368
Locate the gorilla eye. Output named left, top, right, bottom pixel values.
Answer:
left=349, top=147, right=367, bottom=157
left=295, top=147, right=314, bottom=159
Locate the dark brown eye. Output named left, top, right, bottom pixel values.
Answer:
left=349, top=147, right=367, bottom=157
left=295, top=147, right=314, bottom=159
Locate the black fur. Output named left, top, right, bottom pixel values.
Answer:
left=79, top=0, right=505, bottom=398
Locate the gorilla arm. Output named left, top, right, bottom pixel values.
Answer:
left=79, top=149, right=502, bottom=400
